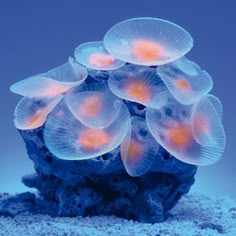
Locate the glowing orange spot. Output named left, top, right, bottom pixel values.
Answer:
left=78, top=129, right=110, bottom=150
left=44, top=84, right=69, bottom=96
left=128, top=140, right=142, bottom=159
left=194, top=114, right=210, bottom=134
left=167, top=124, right=192, bottom=148
left=132, top=40, right=163, bottom=62
left=28, top=109, right=42, bottom=126
left=79, top=95, right=102, bottom=117
left=89, top=53, right=114, bottom=68
left=126, top=81, right=150, bottom=102
left=174, top=79, right=191, bottom=91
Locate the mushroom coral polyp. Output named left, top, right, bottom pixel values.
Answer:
left=10, top=17, right=226, bottom=177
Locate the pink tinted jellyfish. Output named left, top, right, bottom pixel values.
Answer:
left=157, top=57, right=213, bottom=104
left=74, top=41, right=125, bottom=70
left=103, top=17, right=193, bottom=66
left=146, top=94, right=225, bottom=166
left=108, top=65, right=168, bottom=109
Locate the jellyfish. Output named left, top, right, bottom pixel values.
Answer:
left=10, top=57, right=88, bottom=97
left=44, top=100, right=130, bottom=160
left=120, top=116, right=159, bottom=176
left=74, top=41, right=125, bottom=70
left=191, top=95, right=225, bottom=149
left=65, top=82, right=122, bottom=129
left=146, top=94, right=225, bottom=165
left=14, top=95, right=63, bottom=130
left=157, top=57, right=213, bottom=104
left=108, top=65, right=168, bottom=109
left=103, top=17, right=193, bottom=66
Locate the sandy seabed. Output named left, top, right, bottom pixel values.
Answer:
left=0, top=193, right=235, bottom=236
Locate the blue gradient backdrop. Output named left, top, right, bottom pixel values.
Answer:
left=0, top=1, right=235, bottom=199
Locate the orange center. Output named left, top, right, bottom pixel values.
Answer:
left=167, top=124, right=192, bottom=148
left=79, top=95, right=102, bottom=117
left=132, top=40, right=163, bottom=62
left=126, top=81, right=150, bottom=102
left=28, top=109, right=42, bottom=126
left=128, top=140, right=142, bottom=159
left=78, top=129, right=110, bottom=150
left=89, top=53, right=114, bottom=67
left=44, top=84, right=68, bottom=96
left=174, top=79, right=191, bottom=91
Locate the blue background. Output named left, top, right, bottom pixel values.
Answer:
left=0, top=0, right=235, bottom=199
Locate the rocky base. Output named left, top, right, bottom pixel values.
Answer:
left=9, top=126, right=198, bottom=223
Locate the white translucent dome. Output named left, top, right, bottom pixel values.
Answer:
left=74, top=41, right=125, bottom=70
left=103, top=17, right=193, bottom=66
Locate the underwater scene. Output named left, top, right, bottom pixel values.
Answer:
left=1, top=1, right=235, bottom=236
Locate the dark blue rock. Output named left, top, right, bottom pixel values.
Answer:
left=18, top=123, right=197, bottom=223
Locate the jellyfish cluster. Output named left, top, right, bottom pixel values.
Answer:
left=11, top=17, right=226, bottom=177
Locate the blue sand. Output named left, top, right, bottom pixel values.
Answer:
left=0, top=193, right=235, bottom=235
